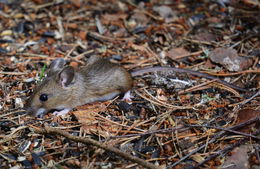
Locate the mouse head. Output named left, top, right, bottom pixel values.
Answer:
left=25, top=58, right=76, bottom=117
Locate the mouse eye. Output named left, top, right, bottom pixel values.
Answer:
left=39, top=94, right=48, bottom=102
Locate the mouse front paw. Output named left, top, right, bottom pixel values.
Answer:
left=122, top=91, right=133, bottom=102
left=52, top=108, right=71, bottom=116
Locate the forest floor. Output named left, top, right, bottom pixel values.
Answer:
left=0, top=0, right=259, bottom=168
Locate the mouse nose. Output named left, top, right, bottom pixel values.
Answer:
left=25, top=106, right=46, bottom=118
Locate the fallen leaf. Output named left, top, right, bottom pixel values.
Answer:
left=102, top=13, right=127, bottom=25
left=194, top=32, right=216, bottom=42
left=73, top=102, right=121, bottom=137
left=156, top=89, right=168, bottom=102
left=153, top=5, right=176, bottom=22
left=220, top=145, right=250, bottom=169
left=191, top=154, right=205, bottom=163
left=209, top=48, right=253, bottom=71
left=69, top=0, right=81, bottom=8
left=130, top=9, right=149, bottom=25
left=236, top=109, right=260, bottom=133
left=166, top=47, right=190, bottom=60
left=66, top=23, right=78, bottom=29
left=78, top=31, right=87, bottom=40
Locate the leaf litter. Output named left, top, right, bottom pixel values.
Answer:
left=0, top=0, right=259, bottom=168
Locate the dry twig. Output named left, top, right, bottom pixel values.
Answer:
left=34, top=126, right=160, bottom=169
left=167, top=116, right=260, bottom=168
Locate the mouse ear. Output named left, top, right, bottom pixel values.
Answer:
left=47, top=58, right=65, bottom=76
left=58, top=66, right=75, bottom=87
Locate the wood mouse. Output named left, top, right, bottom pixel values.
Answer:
left=25, top=56, right=133, bottom=117
left=25, top=56, right=246, bottom=117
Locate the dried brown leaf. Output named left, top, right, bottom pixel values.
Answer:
left=194, top=32, right=216, bottom=42
left=220, top=145, right=250, bottom=169
left=73, top=103, right=121, bottom=137
left=209, top=48, right=253, bottom=71
left=166, top=47, right=190, bottom=60
left=236, top=109, right=260, bottom=133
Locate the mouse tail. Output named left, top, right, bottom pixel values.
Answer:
left=130, top=67, right=247, bottom=92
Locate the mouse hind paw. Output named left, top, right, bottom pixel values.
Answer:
left=52, top=108, right=71, bottom=116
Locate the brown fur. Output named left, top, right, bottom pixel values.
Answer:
left=25, top=56, right=133, bottom=116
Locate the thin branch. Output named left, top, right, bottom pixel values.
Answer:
left=109, top=126, right=188, bottom=139
left=0, top=71, right=28, bottom=75
left=167, top=116, right=260, bottom=168
left=194, top=128, right=260, bottom=168
left=187, top=124, right=260, bottom=140
left=239, top=89, right=260, bottom=105
left=0, top=126, right=28, bottom=144
left=34, top=126, right=159, bottom=169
